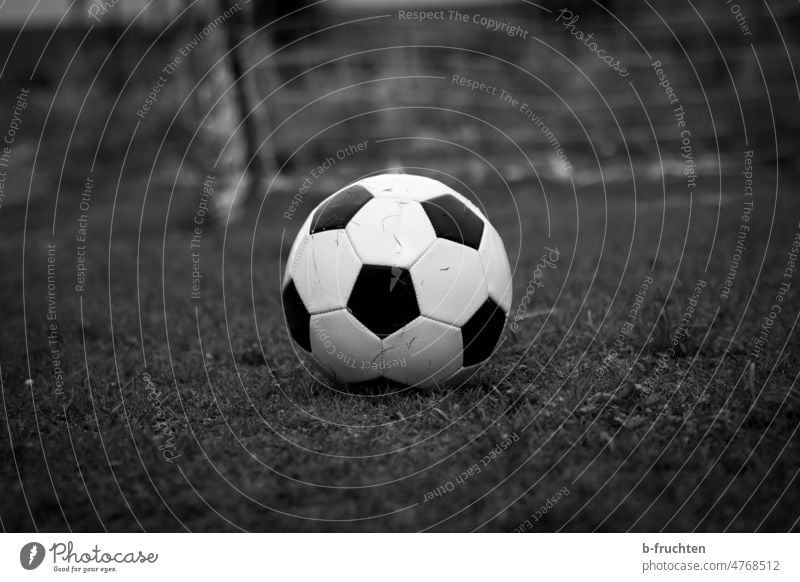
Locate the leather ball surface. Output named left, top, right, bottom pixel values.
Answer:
left=282, top=174, right=512, bottom=388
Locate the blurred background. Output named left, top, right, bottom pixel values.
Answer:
left=1, top=0, right=798, bottom=202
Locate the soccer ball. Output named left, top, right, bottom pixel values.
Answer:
left=281, top=174, right=512, bottom=388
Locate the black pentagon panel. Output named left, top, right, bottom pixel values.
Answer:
left=421, top=194, right=484, bottom=250
left=461, top=298, right=506, bottom=366
left=310, top=185, right=373, bottom=234
left=282, top=280, right=311, bottom=351
left=347, top=265, right=419, bottom=338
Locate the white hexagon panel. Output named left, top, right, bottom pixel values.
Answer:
left=359, top=173, right=478, bottom=208
left=381, top=317, right=463, bottom=388
left=478, top=223, right=513, bottom=313
left=411, top=238, right=488, bottom=327
left=359, top=174, right=443, bottom=202
left=283, top=211, right=314, bottom=288
left=309, top=309, right=383, bottom=384
left=291, top=229, right=362, bottom=314
left=346, top=198, right=436, bottom=268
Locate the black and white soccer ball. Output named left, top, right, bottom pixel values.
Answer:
left=282, top=174, right=512, bottom=389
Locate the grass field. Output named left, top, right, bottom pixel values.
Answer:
left=1, top=2, right=800, bottom=532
